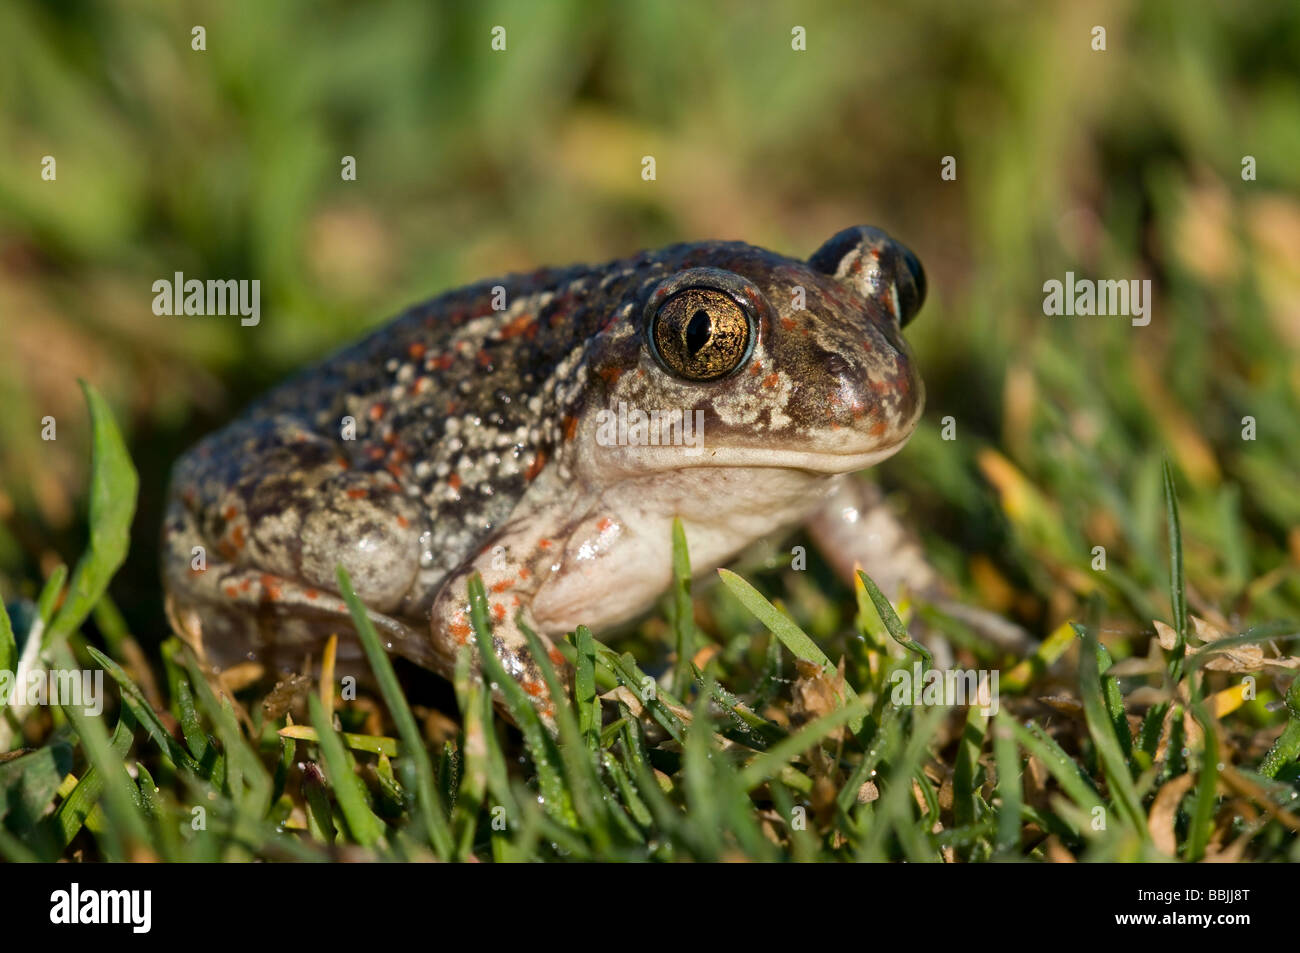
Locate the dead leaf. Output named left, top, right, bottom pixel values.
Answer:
left=1045, top=835, right=1077, bottom=863
left=262, top=673, right=311, bottom=721
left=1148, top=774, right=1195, bottom=856
left=600, top=685, right=643, bottom=717
left=1037, top=694, right=1084, bottom=717
left=791, top=657, right=849, bottom=740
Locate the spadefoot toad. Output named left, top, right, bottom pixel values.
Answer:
left=162, top=226, right=930, bottom=717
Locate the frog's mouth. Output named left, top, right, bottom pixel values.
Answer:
left=687, top=440, right=912, bottom=474
left=604, top=433, right=914, bottom=476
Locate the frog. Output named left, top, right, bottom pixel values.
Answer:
left=162, top=225, right=969, bottom=722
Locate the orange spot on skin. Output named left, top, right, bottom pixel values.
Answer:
left=511, top=595, right=520, bottom=606
left=869, top=421, right=888, bottom=437
left=336, top=456, right=349, bottom=469
left=222, top=505, right=238, bottom=521
left=523, top=680, right=544, bottom=698
left=432, top=353, right=455, bottom=371
left=491, top=603, right=507, bottom=623
left=597, top=365, right=623, bottom=386
left=230, top=525, right=246, bottom=549
left=518, top=567, right=530, bottom=580
left=369, top=403, right=386, bottom=421
left=750, top=363, right=763, bottom=376
left=597, top=517, right=613, bottom=532
left=476, top=350, right=493, bottom=367
left=396, top=515, right=410, bottom=529
left=259, top=574, right=282, bottom=601
left=305, top=589, right=319, bottom=600
left=563, top=415, right=578, bottom=442
left=450, top=620, right=473, bottom=644
left=537, top=539, right=552, bottom=550
left=781, top=316, right=796, bottom=331
left=499, top=313, right=535, bottom=339
left=347, top=488, right=369, bottom=500
left=524, top=450, right=548, bottom=481
left=223, top=585, right=239, bottom=598
left=548, top=647, right=565, bottom=667
left=762, top=373, right=780, bottom=388
left=239, top=579, right=252, bottom=592
left=448, top=473, right=462, bottom=491
left=491, top=578, right=513, bottom=594
left=408, top=342, right=426, bottom=360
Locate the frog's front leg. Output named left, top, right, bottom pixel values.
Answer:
left=429, top=529, right=571, bottom=729
left=806, top=476, right=1034, bottom=655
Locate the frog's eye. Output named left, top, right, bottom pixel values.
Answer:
left=896, top=244, right=926, bottom=328
left=809, top=225, right=926, bottom=327
left=650, top=288, right=755, bottom=382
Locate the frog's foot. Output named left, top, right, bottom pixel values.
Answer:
left=807, top=476, right=1035, bottom=656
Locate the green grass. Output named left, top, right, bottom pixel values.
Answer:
left=0, top=384, right=1297, bottom=862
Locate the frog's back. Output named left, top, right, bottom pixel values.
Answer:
left=167, top=251, right=674, bottom=625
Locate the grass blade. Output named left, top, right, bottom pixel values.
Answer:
left=1077, top=626, right=1146, bottom=836
left=1161, top=458, right=1187, bottom=683
left=718, top=567, right=862, bottom=732
left=857, top=569, right=933, bottom=665
left=335, top=566, right=452, bottom=857
left=670, top=518, right=696, bottom=696
left=43, top=382, right=138, bottom=653
left=307, top=692, right=385, bottom=846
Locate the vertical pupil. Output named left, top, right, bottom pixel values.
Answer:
left=685, top=309, right=712, bottom=355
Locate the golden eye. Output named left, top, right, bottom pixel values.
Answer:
left=650, top=288, right=754, bottom=381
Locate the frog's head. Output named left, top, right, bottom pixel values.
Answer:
left=585, top=226, right=926, bottom=477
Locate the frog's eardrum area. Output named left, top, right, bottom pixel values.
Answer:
left=162, top=226, right=926, bottom=682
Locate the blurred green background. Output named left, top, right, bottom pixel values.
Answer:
left=1, top=0, right=1298, bottom=645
